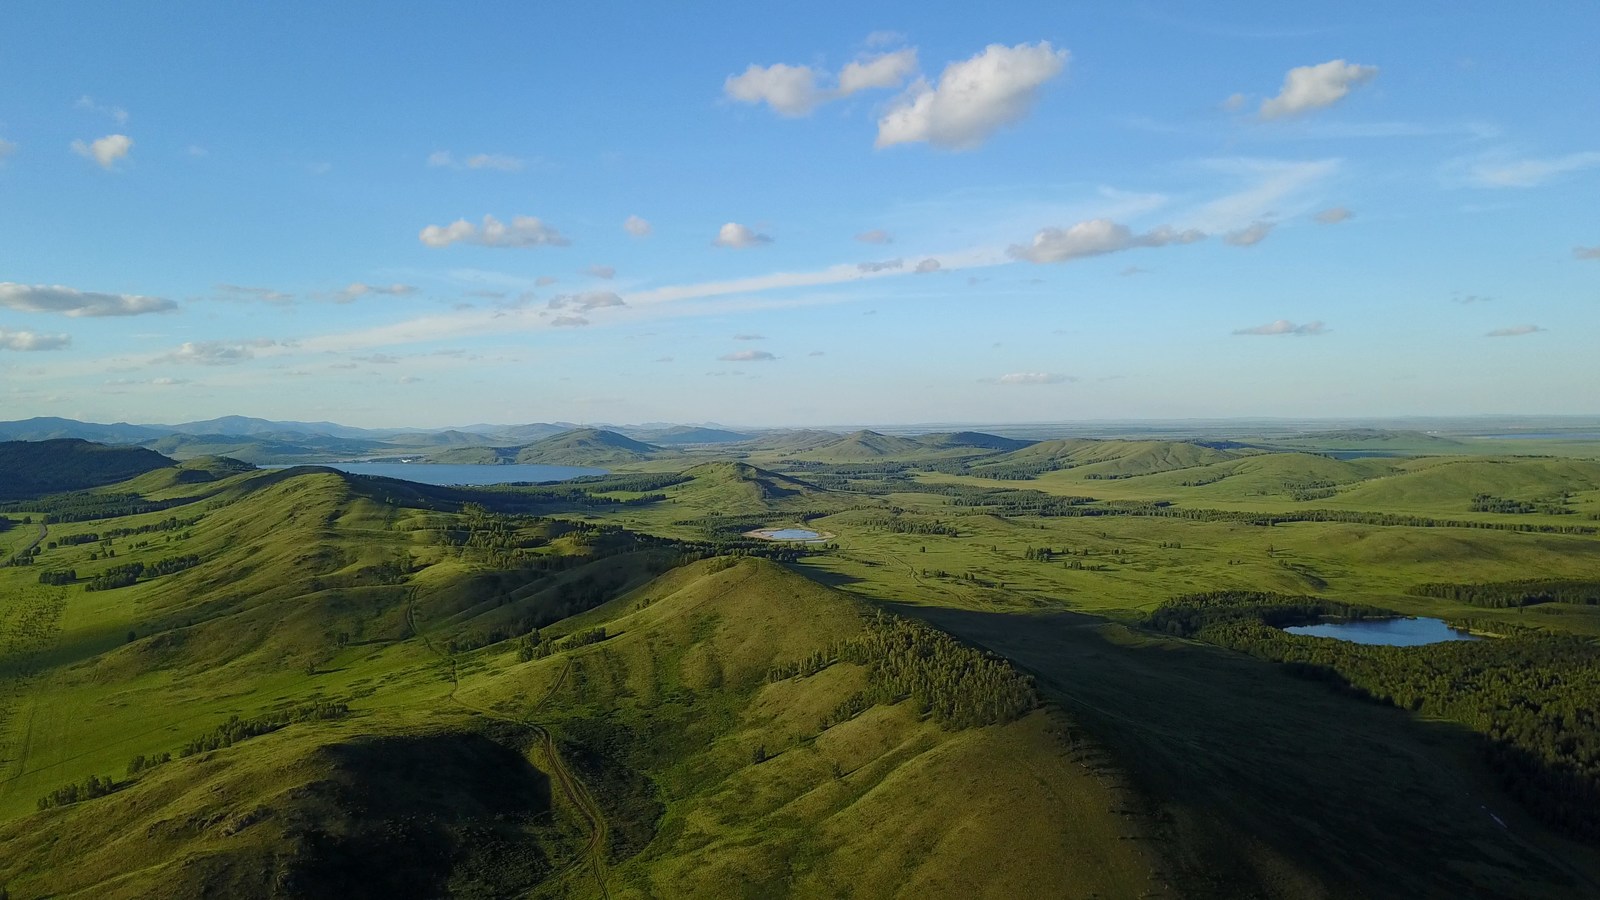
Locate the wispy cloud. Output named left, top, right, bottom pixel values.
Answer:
left=74, top=95, right=129, bottom=125
left=0, top=282, right=175, bottom=317
left=548, top=291, right=625, bottom=311
left=1009, top=219, right=1204, bottom=264
left=991, top=372, right=1074, bottom=385
left=719, top=349, right=776, bottom=362
left=1486, top=324, right=1544, bottom=337
left=585, top=264, right=616, bottom=279
left=1462, top=151, right=1600, bottom=188
left=623, top=215, right=652, bottom=237
left=1575, top=245, right=1600, bottom=260
left=1314, top=206, right=1353, bottom=224
left=855, top=229, right=892, bottom=244
left=733, top=333, right=765, bottom=341
left=1223, top=221, right=1275, bottom=247
left=216, top=283, right=295, bottom=305
left=159, top=338, right=279, bottom=365
left=338, top=283, right=417, bottom=302
left=725, top=46, right=918, bottom=117
left=1233, top=319, right=1327, bottom=336
left=427, top=151, right=527, bottom=171
left=0, top=328, right=71, bottom=351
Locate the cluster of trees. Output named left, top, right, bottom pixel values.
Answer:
left=37, top=569, right=76, bottom=586
left=37, top=774, right=116, bottom=810
left=83, top=554, right=200, bottom=591
left=516, top=626, right=607, bottom=662
left=767, top=613, right=1038, bottom=732
left=1146, top=591, right=1600, bottom=841
left=1470, top=493, right=1574, bottom=515
left=102, top=514, right=201, bottom=539
left=50, top=532, right=102, bottom=547
left=1146, top=590, right=1387, bottom=636
left=127, top=751, right=171, bottom=775
left=844, top=613, right=1036, bottom=730
left=857, top=515, right=958, bottom=536
left=5, top=545, right=40, bottom=566
left=0, top=491, right=188, bottom=523
left=1411, top=579, right=1600, bottom=608
left=179, top=700, right=349, bottom=757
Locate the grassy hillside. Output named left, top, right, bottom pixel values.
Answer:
left=637, top=426, right=752, bottom=445
left=970, top=438, right=1238, bottom=480
left=660, top=461, right=827, bottom=516
left=915, top=431, right=1035, bottom=452
left=787, top=430, right=928, bottom=461
left=0, top=440, right=175, bottom=500
left=515, top=429, right=659, bottom=466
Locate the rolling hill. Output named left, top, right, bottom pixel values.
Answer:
left=661, top=461, right=827, bottom=515
left=971, top=438, right=1238, bottom=479
left=915, top=431, right=1036, bottom=452
left=636, top=426, right=752, bottom=445
left=0, top=439, right=175, bottom=500
left=789, top=430, right=928, bottom=461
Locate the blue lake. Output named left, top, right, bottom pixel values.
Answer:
left=1283, top=617, right=1481, bottom=647
left=763, top=528, right=825, bottom=541
left=268, top=462, right=607, bottom=485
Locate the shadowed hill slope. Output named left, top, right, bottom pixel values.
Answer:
left=0, top=439, right=175, bottom=500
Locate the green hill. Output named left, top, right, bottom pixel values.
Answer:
left=791, top=430, right=928, bottom=461
left=915, top=431, right=1035, bottom=452
left=0, top=439, right=175, bottom=500
left=663, top=461, right=826, bottom=515
left=639, top=426, right=752, bottom=445
left=513, top=429, right=658, bottom=466
left=140, top=432, right=386, bottom=464
left=0, top=476, right=1162, bottom=898
left=972, top=438, right=1237, bottom=479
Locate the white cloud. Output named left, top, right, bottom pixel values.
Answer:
left=0, top=138, right=15, bottom=161
left=733, top=333, right=765, bottom=340
left=1222, top=92, right=1247, bottom=111
left=1452, top=294, right=1492, bottom=305
left=725, top=63, right=827, bottom=116
left=338, top=282, right=417, bottom=301
left=1223, top=221, right=1275, bottom=247
left=151, top=377, right=186, bottom=386
left=0, top=329, right=71, bottom=351
left=427, top=150, right=453, bottom=167
left=549, top=291, right=625, bottom=311
left=839, top=49, right=919, bottom=95
left=1466, top=152, right=1600, bottom=188
left=1259, top=60, right=1378, bottom=120
left=720, top=349, right=776, bottom=362
left=161, top=338, right=278, bottom=365
left=536, top=276, right=559, bottom=287
left=1486, top=324, right=1544, bottom=337
left=0, top=282, right=175, bottom=317
left=419, top=214, right=570, bottom=248
left=624, top=215, right=652, bottom=237
left=307, top=161, right=333, bottom=176
left=855, top=229, right=892, bottom=244
left=1233, top=319, right=1327, bottom=336
left=1009, top=219, right=1204, bottom=263
left=75, top=95, right=128, bottom=125
left=585, top=264, right=616, bottom=279
left=1574, top=245, right=1600, bottom=260
left=1314, top=206, right=1353, bottom=224
left=865, top=30, right=906, bottom=48
left=914, top=258, right=942, bottom=273
left=551, top=314, right=589, bottom=327
left=808, top=350, right=825, bottom=357
left=713, top=222, right=771, bottom=248
left=399, top=375, right=422, bottom=384
left=877, top=42, right=1068, bottom=150
left=71, top=134, right=132, bottom=169
left=994, top=372, right=1073, bottom=385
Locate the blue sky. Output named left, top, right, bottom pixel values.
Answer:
left=1, top=1, right=1596, bottom=427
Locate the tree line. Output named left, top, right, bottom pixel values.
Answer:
left=1146, top=591, right=1600, bottom=842
left=1411, top=579, right=1600, bottom=608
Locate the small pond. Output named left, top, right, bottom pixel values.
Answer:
left=1283, top=617, right=1481, bottom=647
left=746, top=527, right=830, bottom=542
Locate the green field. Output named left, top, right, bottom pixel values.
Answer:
left=2, top=430, right=1599, bottom=897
